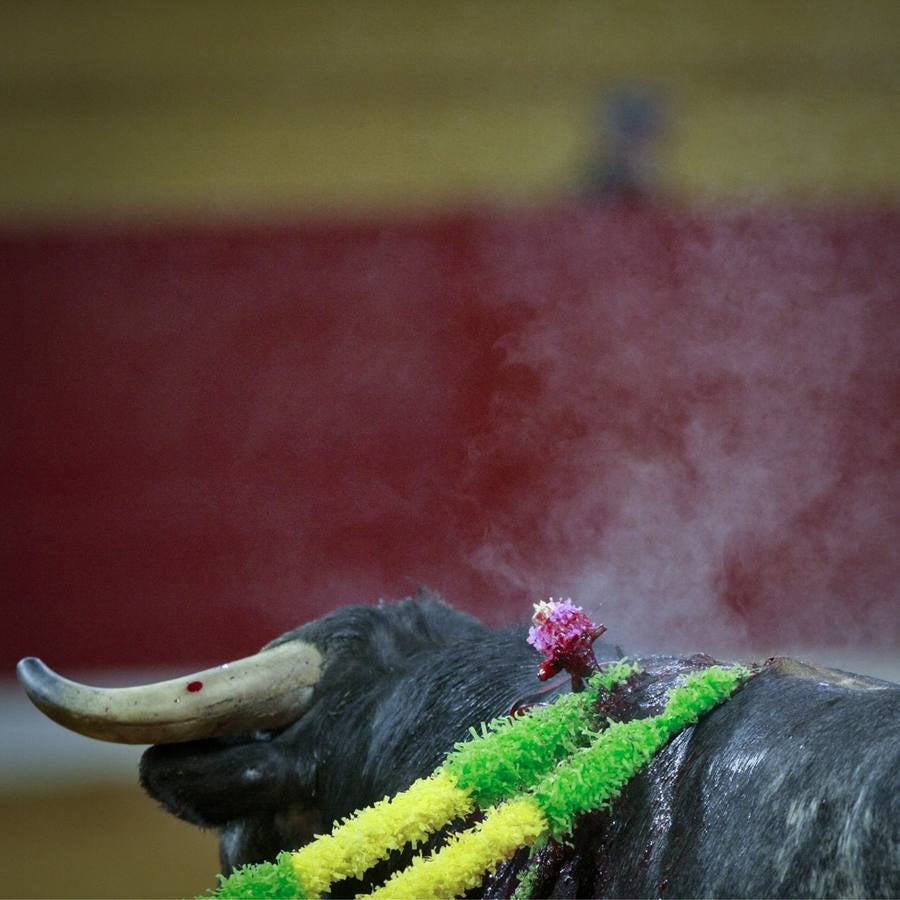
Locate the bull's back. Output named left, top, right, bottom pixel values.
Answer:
left=595, top=664, right=900, bottom=899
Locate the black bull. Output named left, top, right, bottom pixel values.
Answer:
left=19, top=597, right=900, bottom=898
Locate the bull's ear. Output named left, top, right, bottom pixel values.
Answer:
left=140, top=735, right=314, bottom=828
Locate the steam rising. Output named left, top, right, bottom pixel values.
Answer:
left=5, top=205, right=899, bottom=667
left=461, top=208, right=899, bottom=652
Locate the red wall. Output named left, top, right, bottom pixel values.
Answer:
left=4, top=202, right=899, bottom=671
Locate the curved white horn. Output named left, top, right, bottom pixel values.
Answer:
left=16, top=641, right=322, bottom=745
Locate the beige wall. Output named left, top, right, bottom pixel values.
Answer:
left=2, top=0, right=899, bottom=220
left=1, top=783, right=217, bottom=899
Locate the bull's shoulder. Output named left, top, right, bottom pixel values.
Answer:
left=597, top=655, right=900, bottom=899
left=621, top=653, right=898, bottom=725
left=521, top=654, right=899, bottom=899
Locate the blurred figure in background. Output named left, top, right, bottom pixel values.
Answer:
left=581, top=83, right=670, bottom=204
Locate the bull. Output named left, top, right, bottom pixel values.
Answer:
left=17, top=594, right=900, bottom=898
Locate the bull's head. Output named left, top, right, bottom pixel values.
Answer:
left=18, top=595, right=583, bottom=877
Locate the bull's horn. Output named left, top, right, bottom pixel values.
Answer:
left=16, top=640, right=323, bottom=745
